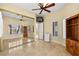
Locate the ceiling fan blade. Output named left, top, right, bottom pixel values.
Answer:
left=39, top=9, right=43, bottom=14
left=44, top=9, right=51, bottom=12
left=44, top=3, right=55, bottom=8
left=38, top=3, right=43, bottom=8
left=32, top=8, right=41, bottom=10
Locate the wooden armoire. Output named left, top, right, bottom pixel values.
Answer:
left=66, top=14, right=79, bottom=56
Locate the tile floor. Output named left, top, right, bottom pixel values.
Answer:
left=0, top=40, right=71, bottom=56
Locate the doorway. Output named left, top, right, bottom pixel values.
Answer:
left=23, top=26, right=28, bottom=38
left=36, top=22, right=44, bottom=40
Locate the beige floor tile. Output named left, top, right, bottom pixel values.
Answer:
left=0, top=40, right=71, bottom=56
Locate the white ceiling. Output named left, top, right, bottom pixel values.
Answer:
left=0, top=3, right=65, bottom=15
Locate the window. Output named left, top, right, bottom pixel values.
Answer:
left=52, top=21, right=58, bottom=36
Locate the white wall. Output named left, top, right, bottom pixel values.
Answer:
left=0, top=12, right=3, bottom=37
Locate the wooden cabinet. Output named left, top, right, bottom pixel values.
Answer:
left=66, top=14, right=79, bottom=56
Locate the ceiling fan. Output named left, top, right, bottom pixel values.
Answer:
left=32, top=3, right=55, bottom=14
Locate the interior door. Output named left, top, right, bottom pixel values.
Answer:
left=23, top=26, right=28, bottom=38
left=38, top=23, right=44, bottom=40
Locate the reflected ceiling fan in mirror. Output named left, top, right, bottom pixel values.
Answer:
left=32, top=3, right=55, bottom=14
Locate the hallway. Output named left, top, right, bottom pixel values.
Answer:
left=0, top=40, right=71, bottom=56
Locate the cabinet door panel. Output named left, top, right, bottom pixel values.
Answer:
left=78, top=25, right=79, bottom=41
left=69, top=40, right=76, bottom=55
left=66, top=39, right=71, bottom=52
left=77, top=42, right=79, bottom=55
left=72, top=25, right=75, bottom=40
